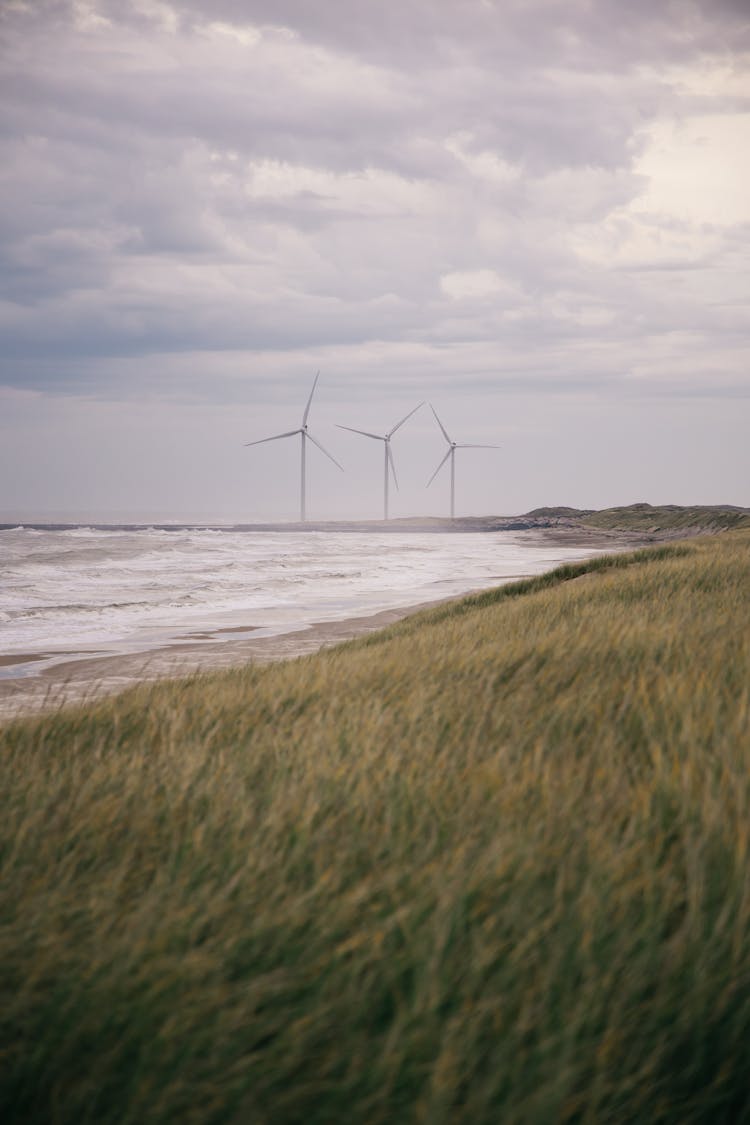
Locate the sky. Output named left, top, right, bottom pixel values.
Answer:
left=0, top=0, right=748, bottom=521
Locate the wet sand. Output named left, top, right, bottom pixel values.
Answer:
left=0, top=600, right=454, bottom=722
left=0, top=653, right=50, bottom=668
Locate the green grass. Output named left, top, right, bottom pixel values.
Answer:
left=586, top=503, right=750, bottom=532
left=524, top=502, right=750, bottom=533
left=2, top=532, right=750, bottom=1123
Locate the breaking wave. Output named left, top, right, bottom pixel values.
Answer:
left=0, top=526, right=597, bottom=660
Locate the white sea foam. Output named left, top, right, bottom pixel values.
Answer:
left=0, top=527, right=600, bottom=666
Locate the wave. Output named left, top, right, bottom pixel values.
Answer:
left=0, top=527, right=600, bottom=658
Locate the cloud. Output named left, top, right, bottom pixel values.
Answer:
left=0, top=0, right=748, bottom=415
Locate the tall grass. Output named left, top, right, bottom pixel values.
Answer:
left=2, top=533, right=750, bottom=1123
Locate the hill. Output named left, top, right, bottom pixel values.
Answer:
left=524, top=502, right=750, bottom=535
left=583, top=502, right=750, bottom=533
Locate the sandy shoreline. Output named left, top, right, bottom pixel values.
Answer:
left=0, top=526, right=654, bottom=723
left=0, top=599, right=460, bottom=722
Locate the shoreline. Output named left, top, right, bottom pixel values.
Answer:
left=0, top=598, right=463, bottom=722
left=0, top=527, right=656, bottom=722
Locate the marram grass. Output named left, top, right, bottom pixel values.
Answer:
left=2, top=533, right=750, bottom=1123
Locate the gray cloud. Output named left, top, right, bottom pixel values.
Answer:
left=136, top=0, right=750, bottom=66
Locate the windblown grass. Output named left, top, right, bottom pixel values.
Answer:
left=2, top=532, right=750, bottom=1123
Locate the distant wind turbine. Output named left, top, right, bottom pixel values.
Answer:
left=427, top=404, right=501, bottom=519
left=244, top=372, right=343, bottom=522
left=336, top=402, right=424, bottom=520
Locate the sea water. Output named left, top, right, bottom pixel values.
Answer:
left=0, top=526, right=598, bottom=670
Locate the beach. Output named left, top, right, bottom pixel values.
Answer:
left=0, top=600, right=453, bottom=720
left=0, top=522, right=652, bottom=721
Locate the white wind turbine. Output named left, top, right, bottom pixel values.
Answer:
left=427, top=404, right=501, bottom=519
left=336, top=402, right=424, bottom=520
left=244, top=372, right=343, bottom=522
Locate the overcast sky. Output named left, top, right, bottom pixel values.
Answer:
left=1, top=0, right=748, bottom=521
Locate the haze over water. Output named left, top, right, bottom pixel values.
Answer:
left=1, top=526, right=599, bottom=673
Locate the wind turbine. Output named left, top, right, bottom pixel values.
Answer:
left=244, top=372, right=343, bottom=522
left=336, top=402, right=423, bottom=520
left=427, top=404, right=500, bottom=519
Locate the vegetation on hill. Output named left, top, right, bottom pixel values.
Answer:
left=523, top=505, right=596, bottom=518
left=525, top=502, right=750, bottom=534
left=2, top=532, right=750, bottom=1123
left=583, top=502, right=750, bottom=533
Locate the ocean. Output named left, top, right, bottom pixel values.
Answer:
left=0, top=526, right=600, bottom=675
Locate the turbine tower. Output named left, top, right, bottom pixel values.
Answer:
left=427, top=404, right=500, bottom=519
left=336, top=402, right=423, bottom=520
left=244, top=372, right=343, bottom=522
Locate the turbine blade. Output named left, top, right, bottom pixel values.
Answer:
left=307, top=431, right=344, bottom=471
left=387, top=401, right=424, bottom=438
left=455, top=443, right=502, bottom=449
left=335, top=424, right=384, bottom=441
left=244, top=429, right=300, bottom=447
left=302, top=370, right=320, bottom=426
left=430, top=403, right=452, bottom=446
left=387, top=442, right=399, bottom=490
left=426, top=447, right=452, bottom=487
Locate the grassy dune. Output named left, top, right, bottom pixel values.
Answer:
left=2, top=532, right=750, bottom=1123
left=583, top=503, right=750, bottom=534
left=525, top=502, right=750, bottom=534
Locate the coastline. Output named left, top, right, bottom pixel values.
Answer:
left=0, top=598, right=462, bottom=722
left=0, top=526, right=654, bottom=722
